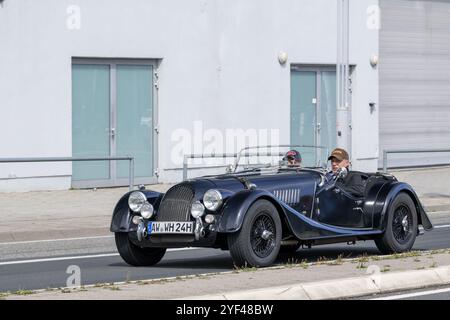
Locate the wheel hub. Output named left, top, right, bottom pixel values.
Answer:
left=261, top=230, right=273, bottom=240
left=401, top=216, right=409, bottom=232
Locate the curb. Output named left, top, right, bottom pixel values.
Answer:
left=180, top=266, right=450, bottom=300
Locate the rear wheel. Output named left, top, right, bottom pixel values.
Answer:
left=227, top=200, right=282, bottom=267
left=375, top=193, right=418, bottom=254
left=115, top=232, right=166, bottom=266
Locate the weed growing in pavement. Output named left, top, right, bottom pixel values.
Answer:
left=326, top=254, right=345, bottom=266
left=105, top=285, right=120, bottom=291
left=93, top=283, right=109, bottom=288
left=356, top=261, right=367, bottom=269
left=232, top=262, right=258, bottom=273
left=316, top=256, right=329, bottom=264
left=0, top=292, right=10, bottom=299
left=12, top=289, right=35, bottom=296
left=381, top=265, right=391, bottom=273
left=416, top=266, right=426, bottom=270
left=299, top=260, right=309, bottom=269
left=429, top=261, right=438, bottom=268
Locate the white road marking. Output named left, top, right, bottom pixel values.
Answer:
left=433, top=224, right=450, bottom=229
left=0, top=235, right=114, bottom=245
left=2, top=223, right=448, bottom=246
left=371, top=287, right=450, bottom=300
left=0, top=247, right=202, bottom=266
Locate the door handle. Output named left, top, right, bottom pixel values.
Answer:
left=110, top=128, right=116, bottom=138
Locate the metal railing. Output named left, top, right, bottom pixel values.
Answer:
left=382, top=149, right=450, bottom=173
left=183, top=153, right=237, bottom=180
left=182, top=145, right=329, bottom=181
left=0, top=156, right=135, bottom=191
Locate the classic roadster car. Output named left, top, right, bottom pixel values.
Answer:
left=111, top=147, right=433, bottom=267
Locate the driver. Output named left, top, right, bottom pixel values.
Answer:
left=327, top=148, right=365, bottom=197
left=283, top=150, right=302, bottom=168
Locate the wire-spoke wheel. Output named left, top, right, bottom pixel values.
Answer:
left=250, top=214, right=277, bottom=258
left=375, top=192, right=418, bottom=254
left=228, top=200, right=282, bottom=267
left=392, top=205, right=414, bottom=245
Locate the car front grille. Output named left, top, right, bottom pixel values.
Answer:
left=155, top=183, right=194, bottom=221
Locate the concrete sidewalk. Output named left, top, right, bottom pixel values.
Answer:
left=0, top=166, right=449, bottom=243
left=3, top=249, right=450, bottom=300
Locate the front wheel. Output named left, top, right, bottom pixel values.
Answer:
left=375, top=193, right=418, bottom=254
left=227, top=200, right=282, bottom=267
left=115, top=232, right=166, bottom=266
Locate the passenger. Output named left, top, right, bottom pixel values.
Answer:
left=283, top=150, right=302, bottom=168
left=327, top=148, right=365, bottom=197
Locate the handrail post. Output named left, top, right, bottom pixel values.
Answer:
left=129, top=157, right=134, bottom=191
left=182, top=155, right=188, bottom=181
left=383, top=150, right=388, bottom=173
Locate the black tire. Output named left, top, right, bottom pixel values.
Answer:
left=227, top=200, right=282, bottom=267
left=115, top=232, right=166, bottom=266
left=375, top=192, right=418, bottom=254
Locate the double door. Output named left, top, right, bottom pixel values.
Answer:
left=72, top=60, right=157, bottom=188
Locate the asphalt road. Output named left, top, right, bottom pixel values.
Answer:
left=0, top=213, right=449, bottom=293
left=355, top=286, right=450, bottom=300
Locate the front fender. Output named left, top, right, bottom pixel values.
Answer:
left=217, top=189, right=284, bottom=233
left=375, top=182, right=433, bottom=231
left=110, top=190, right=163, bottom=233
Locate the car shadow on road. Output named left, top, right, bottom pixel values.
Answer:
left=108, top=242, right=432, bottom=271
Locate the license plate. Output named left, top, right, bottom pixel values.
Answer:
left=147, top=221, right=194, bottom=235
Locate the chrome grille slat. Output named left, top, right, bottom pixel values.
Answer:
left=156, top=184, right=194, bottom=222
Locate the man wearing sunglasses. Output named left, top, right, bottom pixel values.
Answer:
left=283, top=150, right=302, bottom=168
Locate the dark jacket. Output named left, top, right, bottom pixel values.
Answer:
left=336, top=171, right=366, bottom=198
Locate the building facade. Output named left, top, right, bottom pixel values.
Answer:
left=1, top=0, right=445, bottom=192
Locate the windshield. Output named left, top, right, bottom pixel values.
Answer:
left=232, top=145, right=330, bottom=173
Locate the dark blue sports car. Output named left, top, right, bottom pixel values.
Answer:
left=111, top=147, right=433, bottom=267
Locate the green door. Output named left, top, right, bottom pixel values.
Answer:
left=72, top=61, right=157, bottom=188
left=72, top=64, right=111, bottom=181
left=116, top=65, right=154, bottom=179
left=291, top=69, right=337, bottom=166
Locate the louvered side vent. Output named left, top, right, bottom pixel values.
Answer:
left=156, top=183, right=194, bottom=221
left=273, top=189, right=301, bottom=206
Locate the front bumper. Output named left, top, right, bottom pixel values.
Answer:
left=130, top=219, right=219, bottom=248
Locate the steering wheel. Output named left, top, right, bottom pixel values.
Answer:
left=318, top=167, right=348, bottom=193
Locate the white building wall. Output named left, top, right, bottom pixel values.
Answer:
left=0, top=0, right=379, bottom=191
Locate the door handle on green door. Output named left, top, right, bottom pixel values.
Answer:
left=110, top=128, right=116, bottom=138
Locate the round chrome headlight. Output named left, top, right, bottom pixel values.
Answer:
left=191, top=201, right=205, bottom=218
left=128, top=191, right=147, bottom=212
left=203, top=189, right=223, bottom=211
left=140, top=202, right=154, bottom=219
